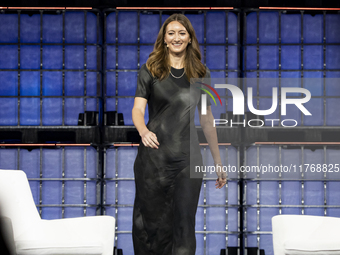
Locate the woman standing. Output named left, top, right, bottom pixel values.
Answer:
left=132, top=13, right=226, bottom=255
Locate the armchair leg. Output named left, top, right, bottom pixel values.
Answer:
left=113, top=246, right=123, bottom=255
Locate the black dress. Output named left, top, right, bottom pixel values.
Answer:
left=132, top=64, right=211, bottom=255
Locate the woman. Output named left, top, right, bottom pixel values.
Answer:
left=132, top=13, right=226, bottom=255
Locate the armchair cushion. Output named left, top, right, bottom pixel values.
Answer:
left=272, top=215, right=340, bottom=255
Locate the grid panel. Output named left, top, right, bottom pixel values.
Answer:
left=0, top=7, right=339, bottom=255
left=243, top=145, right=340, bottom=255
left=244, top=11, right=340, bottom=127
left=104, top=10, right=240, bottom=126
left=0, top=146, right=101, bottom=219
left=243, top=11, right=340, bottom=255
left=103, top=145, right=239, bottom=254
left=0, top=10, right=102, bottom=126
left=103, top=146, right=137, bottom=255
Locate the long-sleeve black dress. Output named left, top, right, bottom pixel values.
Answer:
left=132, top=64, right=211, bottom=255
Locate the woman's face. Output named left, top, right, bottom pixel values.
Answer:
left=164, top=21, right=191, bottom=55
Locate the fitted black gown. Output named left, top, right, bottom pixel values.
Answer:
left=132, top=64, right=211, bottom=255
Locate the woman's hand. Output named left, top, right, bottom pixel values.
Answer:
left=140, top=129, right=160, bottom=149
left=215, top=163, right=227, bottom=189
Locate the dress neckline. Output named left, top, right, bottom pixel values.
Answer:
left=171, top=66, right=184, bottom=70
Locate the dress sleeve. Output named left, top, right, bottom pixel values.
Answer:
left=197, top=66, right=212, bottom=107
left=135, top=64, right=153, bottom=100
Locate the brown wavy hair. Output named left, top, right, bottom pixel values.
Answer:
left=146, top=13, right=206, bottom=82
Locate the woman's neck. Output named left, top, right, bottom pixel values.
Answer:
left=169, top=51, right=186, bottom=69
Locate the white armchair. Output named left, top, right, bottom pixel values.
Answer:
left=0, top=169, right=116, bottom=255
left=272, top=214, right=340, bottom=255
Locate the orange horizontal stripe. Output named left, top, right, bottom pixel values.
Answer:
left=56, top=144, right=92, bottom=146
left=7, top=7, right=66, bottom=9
left=113, top=143, right=140, bottom=146
left=5, top=7, right=92, bottom=10
left=260, top=7, right=340, bottom=10
left=255, top=142, right=340, bottom=145
left=210, top=7, right=234, bottom=9
left=117, top=7, right=210, bottom=9
left=117, top=7, right=233, bottom=10
left=66, top=7, right=92, bottom=9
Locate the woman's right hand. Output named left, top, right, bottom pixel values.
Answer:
left=140, top=129, right=160, bottom=149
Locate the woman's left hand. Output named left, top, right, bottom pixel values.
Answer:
left=215, top=163, right=227, bottom=189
